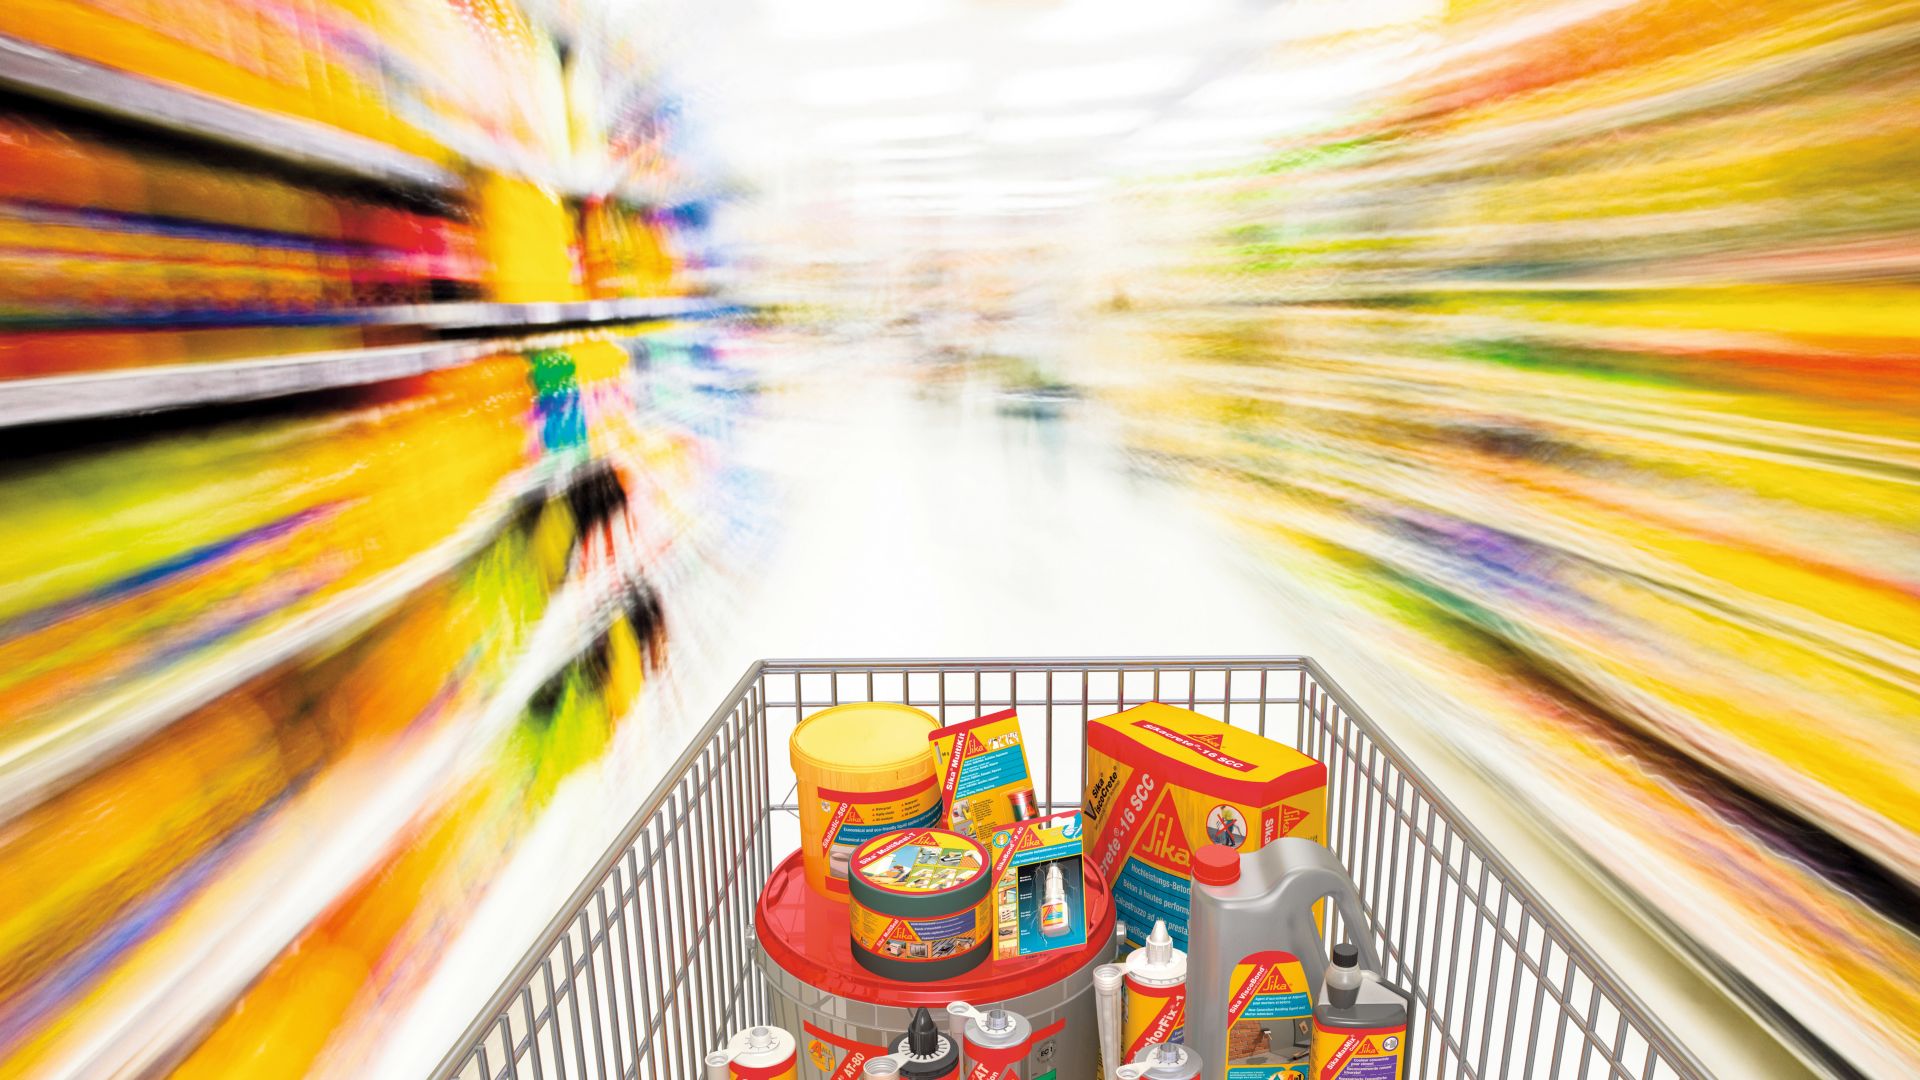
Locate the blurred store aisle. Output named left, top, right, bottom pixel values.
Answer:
left=716, top=337, right=1819, bottom=1080
left=726, top=345, right=1304, bottom=658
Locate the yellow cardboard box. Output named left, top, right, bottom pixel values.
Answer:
left=1083, top=702, right=1327, bottom=950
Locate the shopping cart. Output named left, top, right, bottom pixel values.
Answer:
left=431, top=657, right=1709, bottom=1080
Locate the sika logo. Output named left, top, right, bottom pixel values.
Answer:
left=1135, top=791, right=1190, bottom=870
left=1279, top=805, right=1307, bottom=835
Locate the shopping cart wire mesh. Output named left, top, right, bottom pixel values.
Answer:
left=432, top=657, right=1709, bottom=1080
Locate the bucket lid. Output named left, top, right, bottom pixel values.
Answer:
left=756, top=850, right=1117, bottom=1007
left=793, top=702, right=939, bottom=773
left=850, top=829, right=989, bottom=915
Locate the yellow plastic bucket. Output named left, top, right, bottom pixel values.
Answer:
left=790, top=702, right=942, bottom=901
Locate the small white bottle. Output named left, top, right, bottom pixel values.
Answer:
left=1039, top=864, right=1071, bottom=936
left=1323, top=943, right=1367, bottom=1008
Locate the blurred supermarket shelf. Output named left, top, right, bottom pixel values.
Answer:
left=378, top=296, right=742, bottom=330
left=0, top=33, right=461, bottom=193
left=15, top=566, right=629, bottom=1080
left=5, top=296, right=740, bottom=333
left=0, top=297, right=743, bottom=426
left=0, top=449, right=594, bottom=823
left=0, top=341, right=493, bottom=426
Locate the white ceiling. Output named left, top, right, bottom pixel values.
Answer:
left=670, top=0, right=1443, bottom=223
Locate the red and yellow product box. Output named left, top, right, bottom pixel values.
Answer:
left=1083, top=702, right=1326, bottom=950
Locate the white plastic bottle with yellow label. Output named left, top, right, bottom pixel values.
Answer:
left=1039, top=863, right=1072, bottom=937
left=707, top=1026, right=799, bottom=1080
left=1123, top=919, right=1188, bottom=1059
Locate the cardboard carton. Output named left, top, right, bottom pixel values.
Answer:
left=1083, top=702, right=1327, bottom=950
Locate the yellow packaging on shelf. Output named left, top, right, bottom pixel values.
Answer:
left=790, top=702, right=942, bottom=901
left=928, top=707, right=1041, bottom=844
left=1083, top=703, right=1327, bottom=951
left=476, top=173, right=584, bottom=304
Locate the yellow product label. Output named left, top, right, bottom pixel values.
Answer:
left=1222, top=952, right=1312, bottom=1080
left=1310, top=1022, right=1406, bottom=1080
left=1084, top=703, right=1327, bottom=951
left=854, top=829, right=985, bottom=893
left=809, top=780, right=943, bottom=895
left=1122, top=977, right=1186, bottom=1060
left=848, top=896, right=989, bottom=965
left=929, top=707, right=1039, bottom=844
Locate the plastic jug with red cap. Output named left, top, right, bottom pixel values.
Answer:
left=1183, top=839, right=1381, bottom=1080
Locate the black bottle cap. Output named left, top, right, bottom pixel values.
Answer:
left=906, top=1008, right=939, bottom=1056
left=1332, top=943, right=1359, bottom=968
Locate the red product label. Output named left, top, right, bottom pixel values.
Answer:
left=1134, top=721, right=1259, bottom=773
left=964, top=1042, right=1025, bottom=1080
left=1090, top=768, right=1160, bottom=877
left=1088, top=719, right=1326, bottom=808
left=732, top=1057, right=796, bottom=1080
left=966, top=1017, right=1065, bottom=1079
left=804, top=1023, right=885, bottom=1080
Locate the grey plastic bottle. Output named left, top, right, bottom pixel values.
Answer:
left=1313, top=983, right=1412, bottom=1078
left=1185, top=839, right=1381, bottom=1080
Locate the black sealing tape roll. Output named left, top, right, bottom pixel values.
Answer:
left=847, top=828, right=991, bottom=981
